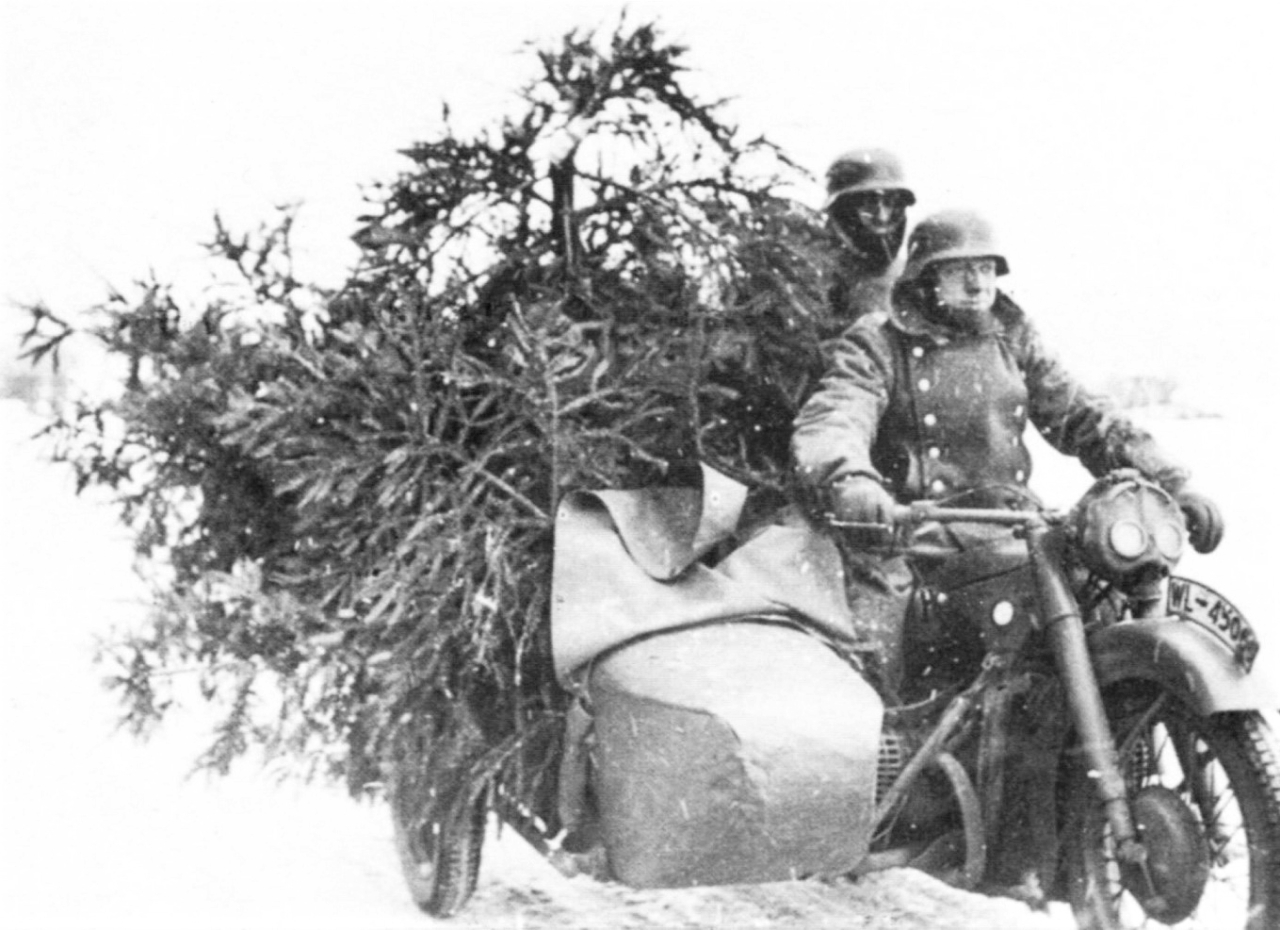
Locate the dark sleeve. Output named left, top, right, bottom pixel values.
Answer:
left=790, top=318, right=895, bottom=490
left=1015, top=315, right=1190, bottom=493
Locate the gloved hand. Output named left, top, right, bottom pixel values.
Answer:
left=829, top=475, right=897, bottom=526
left=1176, top=489, right=1224, bottom=554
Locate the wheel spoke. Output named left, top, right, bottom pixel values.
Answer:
left=1066, top=700, right=1280, bottom=928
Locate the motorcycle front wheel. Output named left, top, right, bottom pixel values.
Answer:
left=1062, top=688, right=1280, bottom=929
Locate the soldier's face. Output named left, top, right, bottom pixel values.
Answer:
left=833, top=190, right=908, bottom=237
left=933, top=258, right=999, bottom=315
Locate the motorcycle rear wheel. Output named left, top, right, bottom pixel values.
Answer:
left=390, top=788, right=487, bottom=918
left=1063, top=690, right=1280, bottom=929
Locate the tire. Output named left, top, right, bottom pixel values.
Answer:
left=1062, top=687, right=1280, bottom=929
left=390, top=783, right=487, bottom=918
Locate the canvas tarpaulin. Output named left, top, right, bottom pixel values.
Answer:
left=587, top=622, right=883, bottom=886
left=550, top=464, right=861, bottom=681
left=550, top=466, right=882, bottom=886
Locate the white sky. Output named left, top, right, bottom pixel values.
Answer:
left=3, top=0, right=1278, bottom=414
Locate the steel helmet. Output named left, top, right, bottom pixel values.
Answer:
left=900, top=209, right=1009, bottom=282
left=824, top=149, right=916, bottom=210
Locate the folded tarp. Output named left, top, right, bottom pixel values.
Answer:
left=551, top=464, right=859, bottom=681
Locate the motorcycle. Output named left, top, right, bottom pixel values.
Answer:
left=387, top=466, right=1280, bottom=929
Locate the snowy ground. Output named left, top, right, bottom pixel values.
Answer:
left=0, top=397, right=1272, bottom=930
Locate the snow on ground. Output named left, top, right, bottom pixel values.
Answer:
left=0, top=396, right=1270, bottom=929
left=0, top=401, right=428, bottom=930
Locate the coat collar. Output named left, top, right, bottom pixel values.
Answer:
left=888, top=285, right=1025, bottom=344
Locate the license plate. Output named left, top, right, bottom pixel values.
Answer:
left=1167, top=577, right=1260, bottom=672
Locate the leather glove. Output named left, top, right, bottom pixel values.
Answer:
left=829, top=475, right=896, bottom=526
left=1176, top=489, right=1224, bottom=554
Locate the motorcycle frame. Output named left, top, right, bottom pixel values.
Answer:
left=866, top=499, right=1277, bottom=902
left=862, top=505, right=1143, bottom=882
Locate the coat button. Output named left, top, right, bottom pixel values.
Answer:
left=923, top=413, right=938, bottom=427
left=928, top=446, right=942, bottom=459
left=1015, top=469, right=1026, bottom=482
left=918, top=378, right=931, bottom=392
left=912, top=346, right=925, bottom=358
left=931, top=479, right=947, bottom=494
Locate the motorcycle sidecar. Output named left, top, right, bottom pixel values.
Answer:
left=584, top=619, right=883, bottom=888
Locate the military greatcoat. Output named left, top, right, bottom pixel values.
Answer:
left=792, top=285, right=1192, bottom=696
left=792, top=287, right=1189, bottom=507
left=823, top=247, right=904, bottom=341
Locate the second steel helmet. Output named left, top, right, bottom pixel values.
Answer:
left=900, top=209, right=1009, bottom=282
left=824, top=149, right=916, bottom=210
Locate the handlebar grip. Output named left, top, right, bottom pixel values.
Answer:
left=828, top=503, right=921, bottom=532
left=892, top=503, right=922, bottom=523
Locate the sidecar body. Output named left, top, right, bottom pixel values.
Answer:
left=552, top=466, right=884, bottom=887
left=589, top=620, right=882, bottom=887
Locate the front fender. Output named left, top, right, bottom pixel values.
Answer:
left=1089, top=618, right=1277, bottom=714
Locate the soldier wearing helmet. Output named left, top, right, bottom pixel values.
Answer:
left=821, top=148, right=916, bottom=336
left=696, top=149, right=918, bottom=479
left=791, top=209, right=1224, bottom=694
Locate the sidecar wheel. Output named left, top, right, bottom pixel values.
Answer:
left=390, top=788, right=487, bottom=918
left=1062, top=690, right=1280, bottom=929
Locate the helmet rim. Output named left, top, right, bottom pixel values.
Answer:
left=901, top=209, right=1009, bottom=281
left=824, top=148, right=915, bottom=211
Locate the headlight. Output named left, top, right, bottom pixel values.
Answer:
left=1153, top=521, right=1185, bottom=560
left=1070, top=470, right=1185, bottom=584
left=1108, top=520, right=1147, bottom=559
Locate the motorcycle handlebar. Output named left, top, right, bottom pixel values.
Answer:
left=830, top=501, right=1057, bottom=533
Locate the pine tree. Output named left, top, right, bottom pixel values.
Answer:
left=22, top=19, right=832, bottom=834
